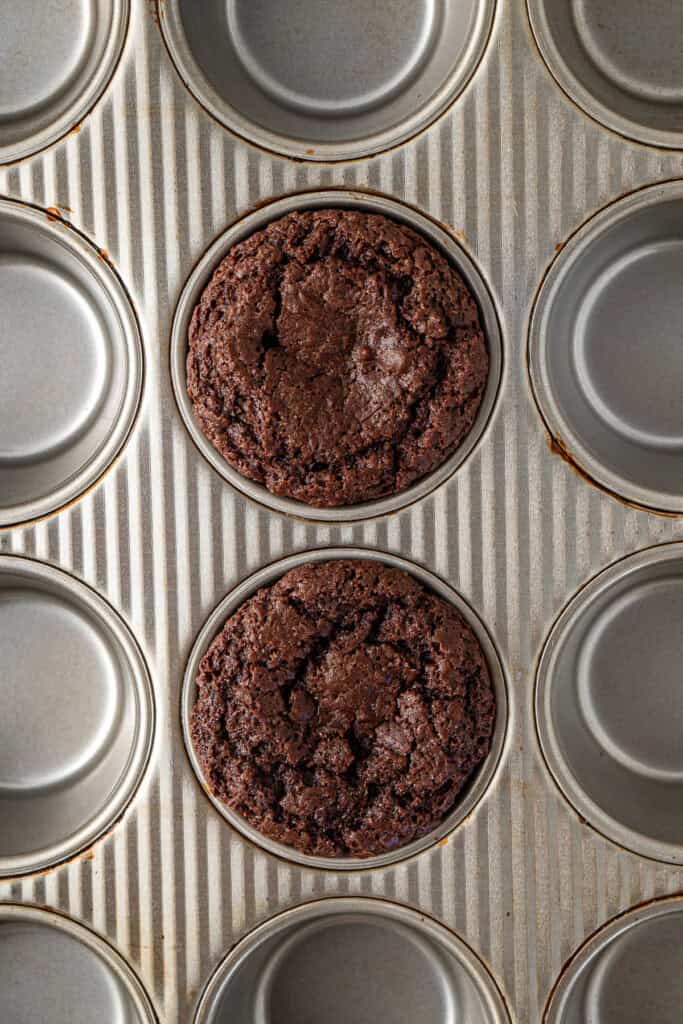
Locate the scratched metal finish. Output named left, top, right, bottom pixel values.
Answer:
left=1, top=1, right=683, bottom=1021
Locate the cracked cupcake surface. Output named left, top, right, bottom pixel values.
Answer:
left=186, top=208, right=489, bottom=507
left=190, top=560, right=496, bottom=858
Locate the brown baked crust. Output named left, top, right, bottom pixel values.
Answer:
left=187, top=208, right=488, bottom=507
left=190, top=559, right=496, bottom=858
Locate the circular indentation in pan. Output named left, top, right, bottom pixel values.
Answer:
left=171, top=190, right=502, bottom=523
left=536, top=543, right=683, bottom=863
left=0, top=556, right=155, bottom=877
left=194, top=898, right=510, bottom=1023
left=0, top=1, right=129, bottom=165
left=529, top=180, right=683, bottom=514
left=545, top=896, right=683, bottom=1023
left=0, top=905, right=156, bottom=1023
left=528, top=0, right=683, bottom=148
left=0, top=198, right=143, bottom=528
left=181, top=547, right=507, bottom=871
left=160, top=0, right=495, bottom=162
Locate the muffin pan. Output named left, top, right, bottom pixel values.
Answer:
left=171, top=191, right=502, bottom=522
left=159, top=0, right=496, bottom=161
left=2, top=0, right=683, bottom=1020
left=0, top=198, right=143, bottom=528
left=194, top=899, right=510, bottom=1023
left=536, top=542, right=683, bottom=863
left=0, top=556, right=154, bottom=877
left=545, top=897, right=683, bottom=1023
left=182, top=548, right=507, bottom=871
left=0, top=0, right=129, bottom=165
left=0, top=904, right=156, bottom=1024
left=529, top=181, right=683, bottom=514
left=528, top=0, right=683, bottom=148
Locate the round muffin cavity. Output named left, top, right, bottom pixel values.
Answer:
left=190, top=559, right=496, bottom=858
left=187, top=208, right=489, bottom=507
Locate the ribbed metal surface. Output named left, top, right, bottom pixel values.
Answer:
left=1, top=2, right=683, bottom=1021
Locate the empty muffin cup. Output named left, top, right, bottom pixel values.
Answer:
left=171, top=190, right=502, bottom=522
left=194, top=898, right=510, bottom=1024
left=181, top=548, right=507, bottom=868
left=0, top=0, right=129, bottom=164
left=0, top=198, right=143, bottom=528
left=0, top=556, right=155, bottom=877
left=528, top=0, right=683, bottom=148
left=536, top=542, right=683, bottom=864
left=0, top=904, right=156, bottom=1024
left=529, top=180, right=683, bottom=514
left=545, top=896, right=683, bottom=1023
left=159, top=0, right=496, bottom=161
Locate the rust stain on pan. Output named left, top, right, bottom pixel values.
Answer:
left=11, top=813, right=120, bottom=882
left=97, top=247, right=116, bottom=269
left=446, top=227, right=467, bottom=244
left=546, top=432, right=681, bottom=519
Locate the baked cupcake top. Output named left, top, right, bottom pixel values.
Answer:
left=191, top=559, right=496, bottom=858
left=187, top=208, right=488, bottom=507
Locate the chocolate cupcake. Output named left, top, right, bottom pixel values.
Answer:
left=190, top=559, right=496, bottom=858
left=187, top=209, right=488, bottom=508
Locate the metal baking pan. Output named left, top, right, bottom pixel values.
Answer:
left=194, top=898, right=510, bottom=1023
left=2, top=0, right=683, bottom=1021
left=0, top=904, right=157, bottom=1023
left=535, top=542, right=683, bottom=865
left=0, top=0, right=130, bottom=165
left=544, top=896, right=683, bottom=1022
left=159, top=0, right=496, bottom=161
left=529, top=180, right=683, bottom=515
left=0, top=197, right=143, bottom=528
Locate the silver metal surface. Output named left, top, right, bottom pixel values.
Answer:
left=0, top=0, right=129, bottom=165
left=0, top=555, right=155, bottom=877
left=0, top=903, right=156, bottom=1023
left=171, top=191, right=502, bottom=523
left=159, top=0, right=496, bottom=161
left=529, top=180, right=683, bottom=515
left=528, top=0, right=683, bottom=149
left=181, top=547, right=508, bottom=872
left=0, top=197, right=144, bottom=528
left=544, top=896, right=683, bottom=1022
left=194, top=898, right=510, bottom=1024
left=536, top=542, right=683, bottom=865
left=1, top=1, right=683, bottom=1021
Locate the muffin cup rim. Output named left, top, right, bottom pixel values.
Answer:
left=192, top=895, right=511, bottom=1024
left=534, top=539, right=683, bottom=865
left=543, top=894, right=683, bottom=1022
left=527, top=0, right=683, bottom=151
left=0, top=195, right=145, bottom=530
left=0, top=553, right=156, bottom=879
left=0, top=902, right=158, bottom=1022
left=158, top=1, right=498, bottom=163
left=528, top=178, right=683, bottom=517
